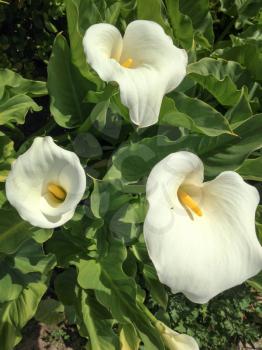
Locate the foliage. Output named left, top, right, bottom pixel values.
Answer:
left=0, top=0, right=261, bottom=350
left=152, top=286, right=262, bottom=350
left=0, top=0, right=66, bottom=79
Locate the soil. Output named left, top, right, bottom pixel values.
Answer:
left=15, top=320, right=87, bottom=350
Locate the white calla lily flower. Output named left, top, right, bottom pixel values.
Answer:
left=6, top=137, right=86, bottom=229
left=83, top=20, right=187, bottom=128
left=156, top=321, right=199, bottom=350
left=144, top=151, right=262, bottom=303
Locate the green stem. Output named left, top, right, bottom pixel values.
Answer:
left=139, top=302, right=158, bottom=325
left=248, top=82, right=258, bottom=100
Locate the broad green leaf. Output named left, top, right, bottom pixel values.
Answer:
left=237, top=156, right=262, bottom=181
left=90, top=180, right=132, bottom=219
left=137, top=0, right=172, bottom=35
left=0, top=206, right=52, bottom=254
left=217, top=44, right=262, bottom=81
left=187, top=58, right=245, bottom=106
left=165, top=0, right=194, bottom=49
left=77, top=259, right=102, bottom=290
left=65, top=0, right=121, bottom=84
left=106, top=114, right=262, bottom=182
left=247, top=272, right=262, bottom=293
left=235, top=0, right=262, bottom=28
left=45, top=225, right=91, bottom=267
left=0, top=265, right=23, bottom=304
left=31, top=228, right=53, bottom=244
left=119, top=323, right=141, bottom=350
left=78, top=99, right=110, bottom=133
left=234, top=23, right=262, bottom=46
left=225, top=88, right=252, bottom=128
left=179, top=0, right=214, bottom=48
left=77, top=240, right=165, bottom=349
left=0, top=208, right=33, bottom=254
left=143, top=264, right=168, bottom=310
left=196, top=114, right=262, bottom=177
left=75, top=288, right=119, bottom=350
left=0, top=94, right=42, bottom=126
left=160, top=94, right=232, bottom=136
left=55, top=267, right=119, bottom=349
left=0, top=132, right=15, bottom=182
left=0, top=69, right=47, bottom=99
left=65, top=0, right=102, bottom=85
left=47, top=34, right=93, bottom=128
left=73, top=132, right=103, bottom=159
left=219, top=0, right=262, bottom=28
left=0, top=281, right=47, bottom=350
left=55, top=268, right=77, bottom=306
left=109, top=197, right=147, bottom=243
left=35, top=298, right=65, bottom=325
left=0, top=240, right=55, bottom=350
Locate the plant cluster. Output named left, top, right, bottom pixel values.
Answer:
left=0, top=1, right=261, bottom=350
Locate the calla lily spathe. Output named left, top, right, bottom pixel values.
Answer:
left=156, top=321, right=199, bottom=350
left=6, top=137, right=86, bottom=228
left=144, top=151, right=262, bottom=303
left=83, top=20, right=187, bottom=128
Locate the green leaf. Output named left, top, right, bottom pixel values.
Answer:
left=56, top=267, right=119, bottom=349
left=195, top=114, right=262, bottom=177
left=143, top=264, right=168, bottom=310
left=225, top=87, right=252, bottom=128
left=65, top=0, right=102, bottom=85
left=0, top=281, right=47, bottom=350
left=0, top=206, right=52, bottom=254
left=179, top=0, right=214, bottom=48
left=0, top=69, right=47, bottom=99
left=73, top=132, right=103, bottom=159
left=119, top=323, right=141, bottom=350
left=45, top=226, right=90, bottom=267
left=76, top=239, right=165, bottom=350
left=234, top=23, right=262, bottom=46
left=0, top=94, right=41, bottom=126
left=237, top=156, right=262, bottom=181
left=106, top=114, right=262, bottom=182
left=235, top=0, right=262, bottom=28
left=0, top=265, right=23, bottom=304
left=90, top=180, right=132, bottom=219
left=160, top=94, right=232, bottom=136
left=47, top=34, right=93, bottom=128
left=165, top=0, right=194, bottom=49
left=217, top=44, right=262, bottom=81
left=55, top=268, right=77, bottom=306
left=35, top=298, right=65, bottom=325
left=78, top=99, right=110, bottom=133
left=75, top=288, right=119, bottom=350
left=109, top=198, right=147, bottom=243
left=187, top=58, right=245, bottom=106
left=137, top=0, right=172, bottom=35
left=0, top=132, right=15, bottom=182
left=247, top=271, right=262, bottom=293
left=0, top=240, right=56, bottom=350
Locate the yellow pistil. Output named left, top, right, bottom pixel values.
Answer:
left=47, top=183, right=67, bottom=201
left=178, top=189, right=203, bottom=217
left=121, top=58, right=133, bottom=68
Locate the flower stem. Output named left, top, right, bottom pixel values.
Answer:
left=139, top=303, right=158, bottom=325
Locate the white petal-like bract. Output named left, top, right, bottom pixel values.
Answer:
left=156, top=321, right=199, bottom=350
left=6, top=137, right=86, bottom=228
left=144, top=151, right=262, bottom=303
left=83, top=20, right=187, bottom=128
